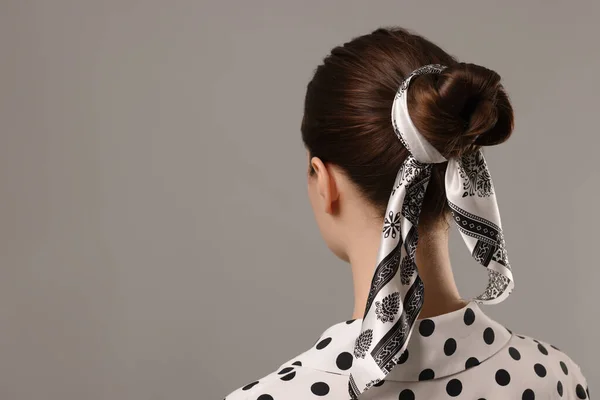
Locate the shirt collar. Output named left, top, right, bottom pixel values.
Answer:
left=296, top=301, right=511, bottom=382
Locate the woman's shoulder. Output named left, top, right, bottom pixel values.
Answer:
left=222, top=328, right=591, bottom=400
left=222, top=368, right=279, bottom=400
left=500, top=331, right=590, bottom=398
left=222, top=360, right=347, bottom=400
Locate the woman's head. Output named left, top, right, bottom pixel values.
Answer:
left=301, top=27, right=514, bottom=259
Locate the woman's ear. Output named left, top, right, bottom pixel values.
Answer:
left=310, top=156, right=340, bottom=214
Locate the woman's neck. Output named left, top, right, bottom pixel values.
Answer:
left=348, top=218, right=466, bottom=320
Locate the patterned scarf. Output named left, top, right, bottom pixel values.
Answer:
left=347, top=64, right=514, bottom=399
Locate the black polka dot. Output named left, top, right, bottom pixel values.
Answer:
left=419, top=368, right=435, bottom=380
left=537, top=343, right=548, bottom=355
left=560, top=361, right=568, bottom=375
left=346, top=319, right=356, bottom=324
left=398, top=389, right=415, bottom=400
left=509, top=347, right=521, bottom=360
left=444, top=338, right=457, bottom=356
left=495, top=369, right=511, bottom=386
left=483, top=327, right=495, bottom=344
left=446, top=379, right=463, bottom=397
left=517, top=335, right=526, bottom=339
left=557, top=381, right=563, bottom=396
left=257, top=395, right=273, bottom=400
left=522, top=389, right=535, bottom=400
left=397, top=349, right=409, bottom=364
left=419, top=319, right=435, bottom=337
left=464, top=308, right=475, bottom=325
left=373, top=380, right=385, bottom=387
left=465, top=357, right=480, bottom=369
left=576, top=384, right=587, bottom=399
left=280, top=371, right=296, bottom=381
left=311, top=382, right=330, bottom=396
left=316, top=337, right=332, bottom=349
left=242, top=381, right=259, bottom=391
left=292, top=360, right=302, bottom=366
left=586, top=387, right=590, bottom=398
left=278, top=367, right=294, bottom=375
left=534, top=363, right=547, bottom=377
left=551, top=344, right=561, bottom=351
left=336, top=352, right=353, bottom=370
left=507, top=328, right=512, bottom=334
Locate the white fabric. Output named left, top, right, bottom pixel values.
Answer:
left=223, top=302, right=590, bottom=400
left=391, top=64, right=447, bottom=164
left=346, top=64, right=515, bottom=398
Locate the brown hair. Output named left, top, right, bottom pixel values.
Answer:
left=301, top=27, right=514, bottom=226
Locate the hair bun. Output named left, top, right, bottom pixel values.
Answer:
left=408, top=62, right=514, bottom=158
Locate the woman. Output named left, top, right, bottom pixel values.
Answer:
left=223, top=27, right=589, bottom=400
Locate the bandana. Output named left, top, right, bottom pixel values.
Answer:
left=347, top=64, right=514, bottom=399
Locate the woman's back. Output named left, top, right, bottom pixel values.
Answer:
left=224, top=302, right=588, bottom=399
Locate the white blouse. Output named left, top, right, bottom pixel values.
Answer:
left=224, top=302, right=589, bottom=400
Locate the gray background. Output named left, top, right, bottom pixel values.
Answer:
left=1, top=1, right=598, bottom=399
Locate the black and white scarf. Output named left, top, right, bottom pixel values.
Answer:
left=347, top=64, right=514, bottom=399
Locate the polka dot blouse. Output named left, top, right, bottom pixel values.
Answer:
left=224, top=302, right=589, bottom=399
